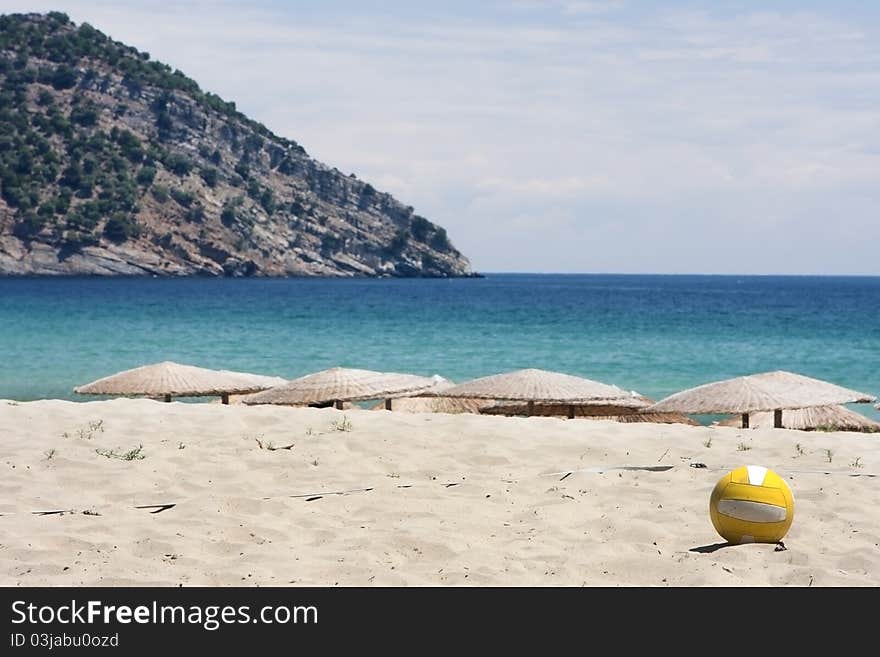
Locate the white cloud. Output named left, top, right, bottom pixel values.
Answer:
left=561, top=1, right=625, bottom=15
left=476, top=175, right=612, bottom=199
left=510, top=0, right=625, bottom=16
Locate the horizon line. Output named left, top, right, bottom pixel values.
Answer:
left=472, top=271, right=880, bottom=277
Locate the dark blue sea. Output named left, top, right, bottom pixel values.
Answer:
left=1, top=274, right=878, bottom=419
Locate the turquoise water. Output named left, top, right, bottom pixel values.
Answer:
left=1, top=274, right=878, bottom=420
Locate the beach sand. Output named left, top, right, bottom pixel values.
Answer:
left=1, top=398, right=877, bottom=586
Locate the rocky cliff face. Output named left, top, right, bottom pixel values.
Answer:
left=0, top=12, right=475, bottom=277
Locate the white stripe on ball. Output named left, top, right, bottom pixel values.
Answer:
left=718, top=499, right=787, bottom=523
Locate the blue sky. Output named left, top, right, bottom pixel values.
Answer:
left=3, top=1, right=879, bottom=274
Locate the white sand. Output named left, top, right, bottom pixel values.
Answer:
left=1, top=398, right=878, bottom=586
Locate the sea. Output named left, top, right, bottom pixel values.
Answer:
left=0, top=274, right=878, bottom=421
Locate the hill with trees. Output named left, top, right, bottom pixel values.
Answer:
left=0, top=12, right=474, bottom=276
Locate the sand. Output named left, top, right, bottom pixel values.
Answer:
left=1, top=397, right=878, bottom=586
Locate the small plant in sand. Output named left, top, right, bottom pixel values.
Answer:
left=305, top=427, right=315, bottom=436
left=737, top=442, right=751, bottom=452
left=823, top=448, right=833, bottom=463
left=121, top=445, right=145, bottom=461
left=794, top=443, right=805, bottom=457
left=331, top=415, right=353, bottom=432
left=78, top=420, right=105, bottom=439
left=177, top=442, right=186, bottom=450
left=64, top=419, right=106, bottom=440
left=82, top=509, right=101, bottom=516
left=96, top=444, right=145, bottom=461
left=44, top=448, right=57, bottom=460
left=702, top=436, right=712, bottom=448
left=850, top=456, right=863, bottom=469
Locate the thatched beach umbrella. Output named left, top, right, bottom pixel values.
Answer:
left=480, top=397, right=651, bottom=418
left=370, top=396, right=492, bottom=414
left=717, top=405, right=880, bottom=433
left=369, top=376, right=491, bottom=413
left=211, top=393, right=357, bottom=408
left=74, top=361, right=286, bottom=404
left=433, top=368, right=638, bottom=418
left=241, top=367, right=439, bottom=409
left=648, top=370, right=876, bottom=429
left=478, top=396, right=696, bottom=424
left=601, top=412, right=700, bottom=426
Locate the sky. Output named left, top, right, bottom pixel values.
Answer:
left=3, top=0, right=880, bottom=275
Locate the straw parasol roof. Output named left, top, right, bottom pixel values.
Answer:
left=241, top=367, right=440, bottom=408
left=368, top=376, right=492, bottom=413
left=599, top=412, right=700, bottom=426
left=717, top=405, right=880, bottom=433
left=371, top=396, right=492, bottom=414
left=211, top=393, right=357, bottom=408
left=648, top=370, right=876, bottom=428
left=479, top=396, right=696, bottom=425
left=73, top=361, right=287, bottom=403
left=480, top=397, right=651, bottom=417
left=433, top=368, right=639, bottom=418
left=434, top=368, right=634, bottom=403
left=649, top=371, right=875, bottom=414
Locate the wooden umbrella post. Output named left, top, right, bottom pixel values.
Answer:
left=163, top=394, right=172, bottom=403
left=568, top=404, right=575, bottom=419
left=221, top=392, right=230, bottom=405
left=741, top=412, right=749, bottom=429
left=335, top=399, right=344, bottom=410
left=527, top=400, right=535, bottom=417
left=774, top=409, right=783, bottom=428
left=385, top=398, right=393, bottom=410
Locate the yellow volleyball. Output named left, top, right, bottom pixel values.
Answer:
left=709, top=465, right=794, bottom=544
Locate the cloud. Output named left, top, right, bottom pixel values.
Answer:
left=510, top=0, right=626, bottom=16
left=4, top=0, right=880, bottom=273
left=560, top=1, right=625, bottom=15
left=476, top=175, right=612, bottom=199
